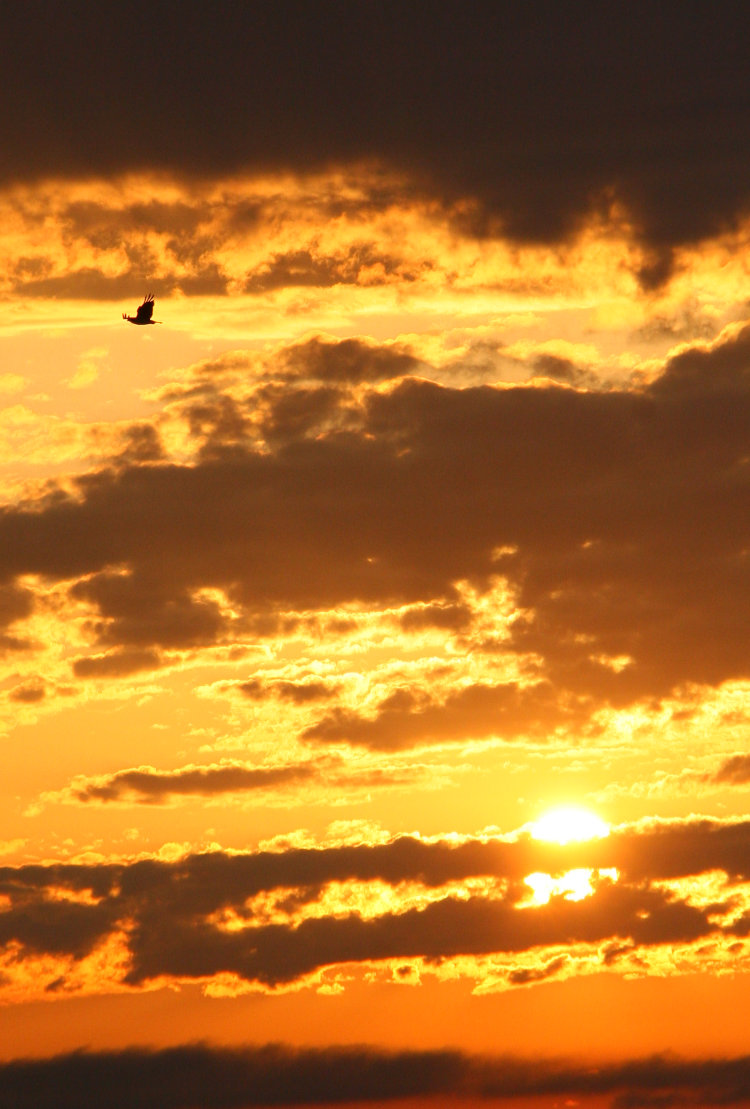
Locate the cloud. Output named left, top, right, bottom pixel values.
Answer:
left=49, top=754, right=437, bottom=807
left=238, top=679, right=340, bottom=705
left=0, top=819, right=749, bottom=995
left=72, top=649, right=163, bottom=679
left=397, top=601, right=473, bottom=633
left=8, top=680, right=45, bottom=704
left=0, top=584, right=34, bottom=654
left=122, top=879, right=716, bottom=987
left=302, top=681, right=587, bottom=750
left=243, top=246, right=414, bottom=292
left=5, top=6, right=750, bottom=281
left=506, top=953, right=568, bottom=985
left=48, top=757, right=436, bottom=809
left=280, top=337, right=422, bottom=385
left=6, top=1044, right=750, bottom=1109
left=0, top=893, right=117, bottom=961
left=0, top=583, right=34, bottom=631
left=70, top=571, right=232, bottom=651
left=17, top=269, right=178, bottom=302
left=714, top=755, right=750, bottom=785
left=70, top=762, right=318, bottom=804
left=2, top=322, right=750, bottom=738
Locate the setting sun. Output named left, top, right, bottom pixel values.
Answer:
left=530, top=807, right=610, bottom=845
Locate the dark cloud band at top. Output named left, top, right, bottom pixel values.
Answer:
left=4, top=3, right=750, bottom=274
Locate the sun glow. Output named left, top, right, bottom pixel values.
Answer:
left=523, top=866, right=620, bottom=906
left=525, top=868, right=595, bottom=904
left=530, top=806, right=610, bottom=845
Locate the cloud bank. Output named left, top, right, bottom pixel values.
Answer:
left=1, top=820, right=749, bottom=997
left=4, top=324, right=750, bottom=751
left=5, top=1043, right=750, bottom=1109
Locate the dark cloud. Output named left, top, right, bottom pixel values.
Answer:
left=65, top=755, right=416, bottom=805
left=0, top=584, right=34, bottom=632
left=714, top=755, right=750, bottom=785
left=238, top=679, right=339, bottom=705
left=63, top=198, right=211, bottom=247
left=281, top=337, right=421, bottom=385
left=71, top=571, right=231, bottom=651
left=14, top=266, right=227, bottom=302
left=303, top=681, right=587, bottom=750
left=111, top=424, right=166, bottom=467
left=16, top=269, right=175, bottom=302
left=0, top=894, right=117, bottom=961
left=5, top=4, right=750, bottom=279
left=72, top=648, right=163, bottom=679
left=589, top=820, right=750, bottom=885
left=184, top=393, right=253, bottom=456
left=532, top=354, right=591, bottom=386
left=244, top=246, right=413, bottom=293
left=8, top=680, right=45, bottom=704
left=0, top=584, right=34, bottom=654
left=1, top=820, right=749, bottom=991
left=73, top=762, right=317, bottom=804
left=123, top=878, right=715, bottom=987
left=507, top=953, right=568, bottom=985
left=256, top=384, right=349, bottom=445
left=398, top=602, right=473, bottom=633
left=7, top=192, right=233, bottom=301
left=177, top=263, right=230, bottom=296
left=2, top=324, right=750, bottom=726
left=7, top=1044, right=750, bottom=1109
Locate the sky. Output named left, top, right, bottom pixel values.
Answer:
left=5, top=2, right=750, bottom=1105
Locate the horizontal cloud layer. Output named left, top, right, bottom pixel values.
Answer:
left=6, top=5, right=750, bottom=280
left=1, top=819, right=749, bottom=996
left=3, top=324, right=750, bottom=749
left=6, top=1043, right=750, bottom=1109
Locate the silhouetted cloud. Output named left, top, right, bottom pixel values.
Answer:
left=71, top=763, right=318, bottom=804
left=6, top=1043, right=750, bottom=1109
left=0, top=323, right=745, bottom=729
left=73, top=649, right=163, bottom=679
left=281, top=337, right=421, bottom=384
left=0, top=819, right=748, bottom=994
left=238, top=679, right=340, bottom=704
left=5, top=4, right=750, bottom=283
left=244, top=247, right=413, bottom=292
left=8, top=681, right=45, bottom=704
left=714, top=755, right=750, bottom=785
left=60, top=758, right=426, bottom=807
left=302, top=681, right=587, bottom=750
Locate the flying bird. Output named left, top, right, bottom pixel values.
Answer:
left=122, top=293, right=161, bottom=325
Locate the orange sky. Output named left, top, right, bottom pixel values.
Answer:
left=4, top=5, right=750, bottom=1107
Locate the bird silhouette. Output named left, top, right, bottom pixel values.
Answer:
left=122, top=294, right=161, bottom=325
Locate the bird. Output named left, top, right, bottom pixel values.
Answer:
left=122, top=293, right=161, bottom=325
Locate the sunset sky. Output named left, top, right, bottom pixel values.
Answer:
left=6, top=3, right=750, bottom=1105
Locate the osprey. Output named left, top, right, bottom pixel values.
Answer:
left=122, top=294, right=160, bottom=325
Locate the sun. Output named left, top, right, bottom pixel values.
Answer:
left=530, top=806, right=610, bottom=845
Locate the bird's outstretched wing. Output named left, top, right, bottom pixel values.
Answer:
left=135, top=294, right=155, bottom=323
